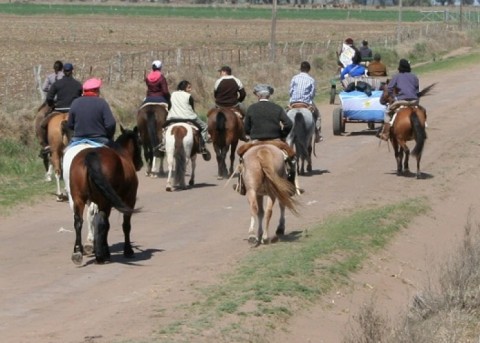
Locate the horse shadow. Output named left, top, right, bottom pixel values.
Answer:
left=385, top=170, right=434, bottom=179
left=278, top=230, right=304, bottom=243
left=82, top=243, right=164, bottom=266
left=345, top=129, right=379, bottom=136
left=300, top=169, right=330, bottom=177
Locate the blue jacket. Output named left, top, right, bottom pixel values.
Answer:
left=340, top=63, right=366, bottom=80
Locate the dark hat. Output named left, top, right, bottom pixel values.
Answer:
left=63, top=63, right=73, bottom=71
left=218, top=65, right=232, bottom=74
left=345, top=38, right=354, bottom=45
left=398, top=59, right=411, bottom=73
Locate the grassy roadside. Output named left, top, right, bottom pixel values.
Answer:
left=142, top=199, right=429, bottom=343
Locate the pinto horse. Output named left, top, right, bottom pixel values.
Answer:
left=242, top=144, right=299, bottom=246
left=286, top=108, right=316, bottom=175
left=380, top=82, right=436, bottom=178
left=62, top=127, right=143, bottom=265
left=165, top=122, right=200, bottom=191
left=136, top=103, right=168, bottom=177
left=207, top=107, right=243, bottom=179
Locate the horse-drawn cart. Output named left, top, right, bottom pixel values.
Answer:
left=332, top=89, right=386, bottom=135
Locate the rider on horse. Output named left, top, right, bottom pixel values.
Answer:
left=143, top=60, right=171, bottom=107
left=158, top=80, right=211, bottom=161
left=39, top=63, right=82, bottom=156
left=288, top=61, right=322, bottom=143
left=214, top=65, right=248, bottom=141
left=235, top=84, right=297, bottom=195
left=378, top=59, right=420, bottom=141
left=67, top=78, right=116, bottom=146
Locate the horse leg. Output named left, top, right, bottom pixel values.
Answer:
left=263, top=196, right=275, bottom=244
left=93, top=211, right=110, bottom=264
left=166, top=153, right=174, bottom=192
left=229, top=142, right=238, bottom=176
left=72, top=212, right=84, bottom=265
left=256, top=195, right=265, bottom=247
left=415, top=153, right=422, bottom=179
left=220, top=146, right=228, bottom=179
left=403, top=147, right=410, bottom=175
left=84, top=202, right=98, bottom=255
left=276, top=203, right=286, bottom=237
left=189, top=156, right=196, bottom=186
left=51, top=151, right=66, bottom=201
left=246, top=192, right=261, bottom=245
left=214, top=145, right=225, bottom=180
left=45, top=162, right=53, bottom=182
left=307, top=144, right=313, bottom=173
left=122, top=213, right=134, bottom=258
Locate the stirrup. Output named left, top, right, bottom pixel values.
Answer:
left=201, top=148, right=211, bottom=161
left=156, top=143, right=166, bottom=153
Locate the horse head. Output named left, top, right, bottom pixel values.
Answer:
left=117, top=126, right=144, bottom=172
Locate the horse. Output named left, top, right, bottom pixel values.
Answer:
left=207, top=107, right=242, bottom=179
left=164, top=122, right=200, bottom=192
left=286, top=108, right=316, bottom=175
left=34, top=104, right=71, bottom=200
left=136, top=103, right=168, bottom=178
left=380, top=82, right=436, bottom=178
left=241, top=144, right=299, bottom=246
left=62, top=127, right=143, bottom=265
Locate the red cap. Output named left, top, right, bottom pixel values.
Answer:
left=83, top=78, right=102, bottom=91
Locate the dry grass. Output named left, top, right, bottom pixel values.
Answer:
left=342, top=214, right=480, bottom=343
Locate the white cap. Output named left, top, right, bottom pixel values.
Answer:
left=152, top=60, right=162, bottom=69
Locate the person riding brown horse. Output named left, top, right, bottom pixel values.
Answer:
left=235, top=84, right=297, bottom=195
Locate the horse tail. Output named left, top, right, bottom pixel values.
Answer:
left=146, top=107, right=159, bottom=149
left=418, top=83, right=436, bottom=98
left=215, top=111, right=227, bottom=146
left=293, top=112, right=309, bottom=160
left=174, top=133, right=187, bottom=185
left=257, top=149, right=299, bottom=216
left=410, top=111, right=426, bottom=157
left=84, top=151, right=135, bottom=215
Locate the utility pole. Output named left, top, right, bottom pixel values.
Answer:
left=270, top=0, right=278, bottom=62
left=397, top=0, right=402, bottom=44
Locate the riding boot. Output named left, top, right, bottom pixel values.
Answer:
left=378, top=123, right=391, bottom=141
left=314, top=128, right=323, bottom=143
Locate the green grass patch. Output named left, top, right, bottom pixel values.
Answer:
left=0, top=3, right=428, bottom=22
left=0, top=139, right=52, bottom=215
left=154, top=198, right=430, bottom=342
left=415, top=51, right=480, bottom=75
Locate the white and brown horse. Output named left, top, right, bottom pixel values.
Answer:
left=241, top=144, right=299, bottom=246
left=164, top=122, right=201, bottom=191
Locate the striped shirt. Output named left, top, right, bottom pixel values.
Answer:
left=289, top=72, right=316, bottom=105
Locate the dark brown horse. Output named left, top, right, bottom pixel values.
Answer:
left=241, top=144, right=298, bottom=246
left=207, top=107, right=243, bottom=179
left=136, top=103, right=168, bottom=177
left=380, top=82, right=436, bottom=178
left=63, top=127, right=143, bottom=265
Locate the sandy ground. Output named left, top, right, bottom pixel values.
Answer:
left=1, top=62, right=480, bottom=343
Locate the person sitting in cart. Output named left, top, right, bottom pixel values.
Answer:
left=367, top=53, right=387, bottom=77
left=340, top=52, right=366, bottom=81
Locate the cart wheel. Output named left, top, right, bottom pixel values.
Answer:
left=367, top=121, right=375, bottom=130
left=329, top=85, right=336, bottom=105
left=333, top=107, right=344, bottom=135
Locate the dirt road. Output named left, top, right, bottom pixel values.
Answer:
left=1, top=62, right=480, bottom=343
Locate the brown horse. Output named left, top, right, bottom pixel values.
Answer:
left=207, top=107, right=243, bottom=179
left=63, top=127, right=143, bottom=265
left=34, top=102, right=54, bottom=173
left=136, top=103, right=168, bottom=177
left=241, top=144, right=299, bottom=246
left=380, top=82, right=436, bottom=178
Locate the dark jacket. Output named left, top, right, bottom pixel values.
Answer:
left=244, top=100, right=292, bottom=140
left=46, top=75, right=82, bottom=110
left=214, top=76, right=246, bottom=107
left=145, top=74, right=170, bottom=99
left=68, top=96, right=116, bottom=140
left=388, top=72, right=419, bottom=101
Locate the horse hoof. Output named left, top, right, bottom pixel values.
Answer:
left=71, top=252, right=83, bottom=265
left=166, top=186, right=172, bottom=192
left=270, top=236, right=279, bottom=244
left=248, top=235, right=258, bottom=245
left=188, top=180, right=194, bottom=186
left=217, top=176, right=224, bottom=180
left=84, top=243, right=94, bottom=256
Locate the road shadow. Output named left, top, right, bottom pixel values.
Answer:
left=82, top=243, right=164, bottom=266
left=299, top=169, right=330, bottom=177
left=384, top=171, right=434, bottom=179
left=279, top=230, right=304, bottom=243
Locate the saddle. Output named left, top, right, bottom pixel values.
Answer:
left=140, top=102, right=168, bottom=110
left=217, top=105, right=244, bottom=119
left=288, top=102, right=314, bottom=113
left=163, top=118, right=199, bottom=131
left=237, top=140, right=295, bottom=159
